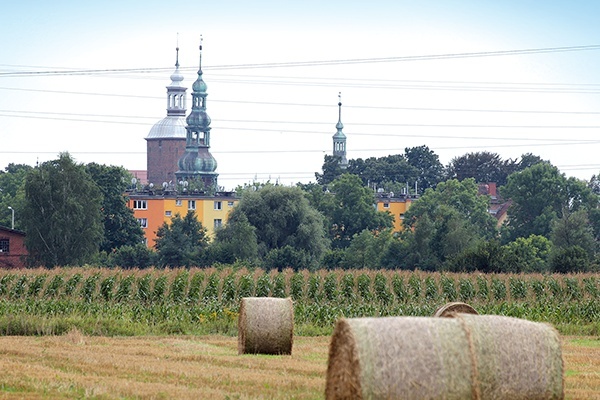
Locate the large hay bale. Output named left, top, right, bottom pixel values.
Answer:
left=238, top=297, right=294, bottom=355
left=325, top=315, right=563, bottom=400
left=433, top=301, right=479, bottom=317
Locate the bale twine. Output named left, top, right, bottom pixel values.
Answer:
left=325, top=315, right=563, bottom=400
left=433, top=301, right=479, bottom=317
left=238, top=297, right=294, bottom=355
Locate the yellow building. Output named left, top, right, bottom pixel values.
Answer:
left=375, top=193, right=415, bottom=232
left=127, top=192, right=238, bottom=247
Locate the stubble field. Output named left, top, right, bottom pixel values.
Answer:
left=0, top=332, right=599, bottom=399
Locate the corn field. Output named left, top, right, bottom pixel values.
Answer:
left=0, top=267, right=599, bottom=336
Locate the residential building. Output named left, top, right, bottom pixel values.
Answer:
left=0, top=226, right=27, bottom=268
left=375, top=192, right=416, bottom=232
left=128, top=191, right=238, bottom=247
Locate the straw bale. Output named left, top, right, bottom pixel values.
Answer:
left=325, top=315, right=563, bottom=400
left=433, top=301, right=479, bottom=317
left=237, top=297, right=294, bottom=355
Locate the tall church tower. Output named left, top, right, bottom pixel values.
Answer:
left=332, top=92, right=348, bottom=169
left=145, top=46, right=188, bottom=185
left=175, top=38, right=218, bottom=190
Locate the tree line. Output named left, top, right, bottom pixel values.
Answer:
left=1, top=149, right=598, bottom=272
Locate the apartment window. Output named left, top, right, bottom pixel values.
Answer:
left=165, top=211, right=172, bottom=217
left=228, top=201, right=234, bottom=207
left=400, top=213, right=405, bottom=220
left=214, top=201, right=222, bottom=210
left=383, top=203, right=390, bottom=209
left=214, top=219, right=223, bottom=229
left=0, top=239, right=9, bottom=253
left=175, top=199, right=182, bottom=206
left=188, top=200, right=196, bottom=210
left=133, top=200, right=147, bottom=210
left=137, top=218, right=148, bottom=229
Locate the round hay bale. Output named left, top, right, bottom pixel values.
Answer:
left=433, top=301, right=479, bottom=318
left=238, top=297, right=294, bottom=355
left=325, top=315, right=563, bottom=400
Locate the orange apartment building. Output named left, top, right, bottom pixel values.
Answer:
left=375, top=192, right=416, bottom=232
left=127, top=192, right=238, bottom=247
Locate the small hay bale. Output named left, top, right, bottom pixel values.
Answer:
left=238, top=297, right=294, bottom=355
left=325, top=315, right=563, bottom=400
left=433, top=301, right=479, bottom=317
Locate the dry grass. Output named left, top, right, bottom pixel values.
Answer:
left=0, top=334, right=597, bottom=399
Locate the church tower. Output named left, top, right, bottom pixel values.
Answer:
left=175, top=38, right=218, bottom=190
left=145, top=45, right=188, bottom=186
left=332, top=92, right=348, bottom=169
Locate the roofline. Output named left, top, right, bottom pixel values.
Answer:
left=0, top=226, right=26, bottom=236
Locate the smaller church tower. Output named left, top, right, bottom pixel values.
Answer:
left=332, top=92, right=348, bottom=169
left=146, top=44, right=188, bottom=186
left=175, top=37, right=218, bottom=191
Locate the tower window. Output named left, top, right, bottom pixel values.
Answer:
left=0, top=239, right=9, bottom=253
left=133, top=200, right=147, bottom=210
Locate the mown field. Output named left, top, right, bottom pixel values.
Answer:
left=0, top=267, right=599, bottom=336
left=0, top=334, right=599, bottom=399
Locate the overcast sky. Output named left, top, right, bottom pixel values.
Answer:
left=2, top=1, right=600, bottom=190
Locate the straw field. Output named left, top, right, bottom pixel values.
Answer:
left=0, top=267, right=599, bottom=336
left=0, top=333, right=598, bottom=399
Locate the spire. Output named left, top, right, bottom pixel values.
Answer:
left=332, top=91, right=348, bottom=169
left=176, top=35, right=218, bottom=191
left=166, top=38, right=186, bottom=116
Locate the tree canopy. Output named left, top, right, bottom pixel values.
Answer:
left=21, top=153, right=104, bottom=267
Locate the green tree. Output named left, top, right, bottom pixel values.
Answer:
left=232, top=184, right=329, bottom=269
left=344, top=228, right=399, bottom=269
left=315, top=155, right=345, bottom=185
left=328, top=174, right=394, bottom=248
left=550, top=208, right=596, bottom=259
left=154, top=211, right=209, bottom=267
left=347, top=154, right=415, bottom=189
left=502, top=163, right=597, bottom=240
left=0, top=163, right=32, bottom=229
left=404, top=145, right=445, bottom=192
left=86, top=163, right=144, bottom=252
left=501, top=235, right=552, bottom=273
left=209, top=212, right=259, bottom=264
left=22, top=153, right=104, bottom=267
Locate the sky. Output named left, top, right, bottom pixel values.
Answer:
left=1, top=1, right=600, bottom=190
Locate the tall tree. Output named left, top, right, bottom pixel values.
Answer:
left=404, top=145, right=445, bottom=192
left=209, top=212, right=259, bottom=264
left=446, top=151, right=513, bottom=186
left=328, top=174, right=394, bottom=248
left=154, top=211, right=209, bottom=267
left=315, top=155, right=345, bottom=185
left=232, top=184, right=329, bottom=268
left=0, top=163, right=32, bottom=229
left=22, top=153, right=104, bottom=267
left=86, top=163, right=144, bottom=252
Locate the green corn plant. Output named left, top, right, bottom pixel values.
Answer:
left=272, top=273, right=287, bottom=298
left=203, top=273, right=220, bottom=301
left=458, top=278, right=475, bottom=302
left=440, top=275, right=457, bottom=302
left=44, top=275, right=64, bottom=299
left=255, top=273, right=271, bottom=298
left=583, top=277, right=598, bottom=298
left=0, top=274, right=15, bottom=296
left=289, top=272, right=305, bottom=300
left=307, top=274, right=322, bottom=302
left=476, top=275, right=489, bottom=301
left=374, top=272, right=392, bottom=305
left=424, top=276, right=438, bottom=301
left=187, top=273, right=204, bottom=303
left=221, top=273, right=236, bottom=304
left=491, top=277, right=507, bottom=301
left=547, top=277, right=563, bottom=301
left=341, top=273, right=356, bottom=301
left=323, top=273, right=338, bottom=302
left=509, top=277, right=528, bottom=300
left=357, top=273, right=372, bottom=301
left=10, top=274, right=27, bottom=300
left=64, top=273, right=82, bottom=297
left=564, top=277, right=582, bottom=301
left=237, top=273, right=255, bottom=298
left=392, top=274, right=407, bottom=303
left=530, top=279, right=546, bottom=301
left=136, top=274, right=152, bottom=304
left=99, top=276, right=115, bottom=302
left=152, top=275, right=168, bottom=303
left=408, top=273, right=422, bottom=300
left=170, top=271, right=189, bottom=304
left=116, top=275, right=135, bottom=302
left=27, top=274, right=47, bottom=298
left=81, top=274, right=99, bottom=303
